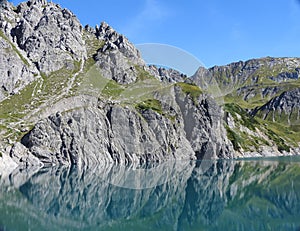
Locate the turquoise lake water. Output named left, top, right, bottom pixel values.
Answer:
left=1, top=156, right=300, bottom=231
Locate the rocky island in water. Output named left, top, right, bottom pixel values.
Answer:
left=0, top=0, right=300, bottom=174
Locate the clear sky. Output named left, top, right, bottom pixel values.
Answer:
left=10, top=0, right=300, bottom=68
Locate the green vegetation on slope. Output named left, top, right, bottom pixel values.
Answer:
left=224, top=103, right=258, bottom=131
left=0, top=60, right=82, bottom=142
left=135, top=99, right=163, bottom=114
left=175, top=82, right=202, bottom=104
left=218, top=58, right=300, bottom=152
left=223, top=103, right=298, bottom=153
left=102, top=80, right=125, bottom=99
left=82, top=30, right=105, bottom=58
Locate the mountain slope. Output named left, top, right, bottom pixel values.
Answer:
left=0, top=0, right=299, bottom=172
left=0, top=0, right=234, bottom=171
left=191, top=57, right=300, bottom=157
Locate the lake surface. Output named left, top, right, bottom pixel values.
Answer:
left=1, top=156, right=300, bottom=231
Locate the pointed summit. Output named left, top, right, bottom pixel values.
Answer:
left=0, top=0, right=8, bottom=7
left=29, top=0, right=48, bottom=5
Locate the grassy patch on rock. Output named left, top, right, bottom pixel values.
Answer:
left=102, top=80, right=125, bottom=99
left=135, top=99, right=163, bottom=114
left=175, top=82, right=202, bottom=104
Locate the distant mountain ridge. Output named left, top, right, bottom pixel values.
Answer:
left=0, top=0, right=299, bottom=173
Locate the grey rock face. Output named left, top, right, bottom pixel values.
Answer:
left=0, top=0, right=8, bottom=8
left=0, top=0, right=87, bottom=100
left=10, top=142, right=42, bottom=167
left=20, top=106, right=192, bottom=167
left=20, top=85, right=233, bottom=167
left=94, top=22, right=146, bottom=84
left=252, top=88, right=300, bottom=125
left=11, top=0, right=87, bottom=74
left=236, top=85, right=281, bottom=102
left=0, top=36, right=37, bottom=100
left=0, top=2, right=39, bottom=100
left=174, top=86, right=233, bottom=159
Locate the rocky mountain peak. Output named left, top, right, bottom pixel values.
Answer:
left=24, top=0, right=48, bottom=7
left=92, top=22, right=146, bottom=84
left=0, top=0, right=8, bottom=7
left=11, top=0, right=86, bottom=73
left=148, top=65, right=187, bottom=83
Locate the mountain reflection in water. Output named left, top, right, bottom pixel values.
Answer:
left=1, top=157, right=300, bottom=231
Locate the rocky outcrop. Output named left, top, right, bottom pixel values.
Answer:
left=148, top=65, right=187, bottom=83
left=11, top=0, right=86, bottom=73
left=174, top=86, right=233, bottom=159
left=0, top=0, right=87, bottom=100
left=0, top=34, right=38, bottom=100
left=93, top=22, right=146, bottom=84
left=18, top=85, right=233, bottom=167
left=0, top=1, right=39, bottom=100
left=236, top=85, right=281, bottom=102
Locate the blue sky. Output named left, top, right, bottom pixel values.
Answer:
left=10, top=0, right=300, bottom=68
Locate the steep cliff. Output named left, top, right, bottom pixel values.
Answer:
left=16, top=84, right=232, bottom=167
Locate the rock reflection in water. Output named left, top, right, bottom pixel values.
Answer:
left=0, top=157, right=300, bottom=231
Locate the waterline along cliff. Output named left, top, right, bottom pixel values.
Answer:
left=0, top=0, right=299, bottom=172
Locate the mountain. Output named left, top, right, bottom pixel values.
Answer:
left=0, top=0, right=299, bottom=172
left=191, top=57, right=300, bottom=156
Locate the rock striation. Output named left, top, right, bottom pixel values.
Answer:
left=17, top=85, right=232, bottom=167
left=252, top=88, right=300, bottom=125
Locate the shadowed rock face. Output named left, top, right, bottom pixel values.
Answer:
left=252, top=88, right=300, bottom=125
left=1, top=158, right=300, bottom=231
